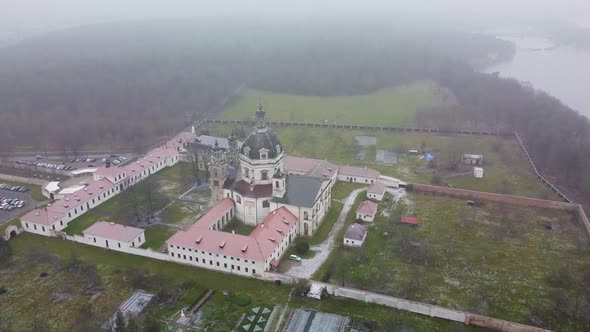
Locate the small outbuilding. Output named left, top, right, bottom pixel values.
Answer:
left=400, top=216, right=419, bottom=226
left=367, top=181, right=387, bottom=201
left=463, top=154, right=484, bottom=165
left=83, top=221, right=145, bottom=252
left=473, top=167, right=484, bottom=178
left=344, top=223, right=368, bottom=247
left=356, top=200, right=378, bottom=222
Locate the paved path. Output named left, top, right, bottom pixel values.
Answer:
left=282, top=187, right=367, bottom=279
left=0, top=173, right=46, bottom=186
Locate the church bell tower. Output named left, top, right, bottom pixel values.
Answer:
left=208, top=140, right=227, bottom=203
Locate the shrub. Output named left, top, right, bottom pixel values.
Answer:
left=295, top=241, right=310, bottom=255
left=405, top=184, right=414, bottom=192
left=293, top=279, right=310, bottom=297
left=235, top=294, right=252, bottom=306
left=430, top=174, right=443, bottom=185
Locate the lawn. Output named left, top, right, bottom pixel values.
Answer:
left=159, top=201, right=198, bottom=225
left=0, top=233, right=290, bottom=331
left=63, top=162, right=204, bottom=236
left=0, top=233, right=485, bottom=331
left=0, top=179, right=45, bottom=202
left=140, top=225, right=177, bottom=250
left=315, top=192, right=590, bottom=330
left=222, top=219, right=256, bottom=236
left=219, top=81, right=455, bottom=126
left=206, top=124, right=553, bottom=199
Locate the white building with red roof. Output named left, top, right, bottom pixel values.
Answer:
left=356, top=200, right=378, bottom=222
left=166, top=200, right=298, bottom=277
left=83, top=221, right=145, bottom=251
left=21, top=178, right=120, bottom=236
left=21, top=131, right=189, bottom=237
left=337, top=165, right=380, bottom=184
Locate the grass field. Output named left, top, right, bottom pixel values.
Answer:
left=219, top=81, right=455, bottom=126
left=222, top=219, right=256, bottom=236
left=315, top=192, right=590, bottom=330
left=0, top=233, right=487, bottom=331
left=207, top=124, right=554, bottom=199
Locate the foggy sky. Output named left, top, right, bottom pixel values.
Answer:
left=2, top=0, right=590, bottom=36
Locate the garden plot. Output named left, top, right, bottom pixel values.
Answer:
left=375, top=150, right=396, bottom=165
left=238, top=306, right=274, bottom=332
left=102, top=290, right=154, bottom=329
left=284, top=309, right=356, bottom=332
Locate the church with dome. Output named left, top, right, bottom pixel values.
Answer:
left=208, top=104, right=338, bottom=237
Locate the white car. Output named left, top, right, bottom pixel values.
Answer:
left=289, top=254, right=302, bottom=262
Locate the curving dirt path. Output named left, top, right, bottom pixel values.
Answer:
left=282, top=187, right=367, bottom=279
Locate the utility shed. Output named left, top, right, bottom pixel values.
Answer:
left=473, top=167, right=484, bottom=178
left=83, top=221, right=145, bottom=252
left=356, top=200, right=378, bottom=222
left=344, top=223, right=368, bottom=247
left=463, top=154, right=484, bottom=165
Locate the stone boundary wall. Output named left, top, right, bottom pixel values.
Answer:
left=412, top=184, right=590, bottom=236
left=262, top=272, right=548, bottom=332
left=64, top=234, right=170, bottom=261
left=204, top=119, right=510, bottom=137
left=513, top=132, right=572, bottom=203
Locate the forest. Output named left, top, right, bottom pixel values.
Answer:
left=0, top=16, right=588, bottom=204
left=0, top=17, right=511, bottom=153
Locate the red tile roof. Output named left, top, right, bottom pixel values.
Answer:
left=21, top=209, right=65, bottom=226
left=166, top=200, right=298, bottom=263
left=190, top=197, right=235, bottom=230
left=284, top=155, right=338, bottom=178
left=21, top=178, right=115, bottom=226
left=249, top=207, right=298, bottom=258
left=83, top=221, right=144, bottom=242
left=367, top=181, right=387, bottom=195
left=94, top=166, right=126, bottom=179
left=21, top=132, right=190, bottom=227
left=356, top=200, right=378, bottom=216
left=401, top=216, right=419, bottom=225
left=232, top=180, right=273, bottom=198
left=339, top=166, right=380, bottom=179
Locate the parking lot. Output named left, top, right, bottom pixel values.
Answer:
left=14, top=154, right=132, bottom=172
left=0, top=183, right=36, bottom=223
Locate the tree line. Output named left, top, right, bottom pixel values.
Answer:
left=0, top=17, right=511, bottom=154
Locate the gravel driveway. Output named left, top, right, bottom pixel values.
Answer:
left=281, top=187, right=367, bottom=279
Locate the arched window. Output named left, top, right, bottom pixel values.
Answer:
left=261, top=170, right=268, bottom=181
left=304, top=211, right=309, bottom=220
left=275, top=180, right=280, bottom=188
left=236, top=195, right=242, bottom=204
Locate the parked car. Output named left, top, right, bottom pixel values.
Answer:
left=289, top=255, right=302, bottom=262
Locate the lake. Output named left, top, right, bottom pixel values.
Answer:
left=484, top=35, right=590, bottom=119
